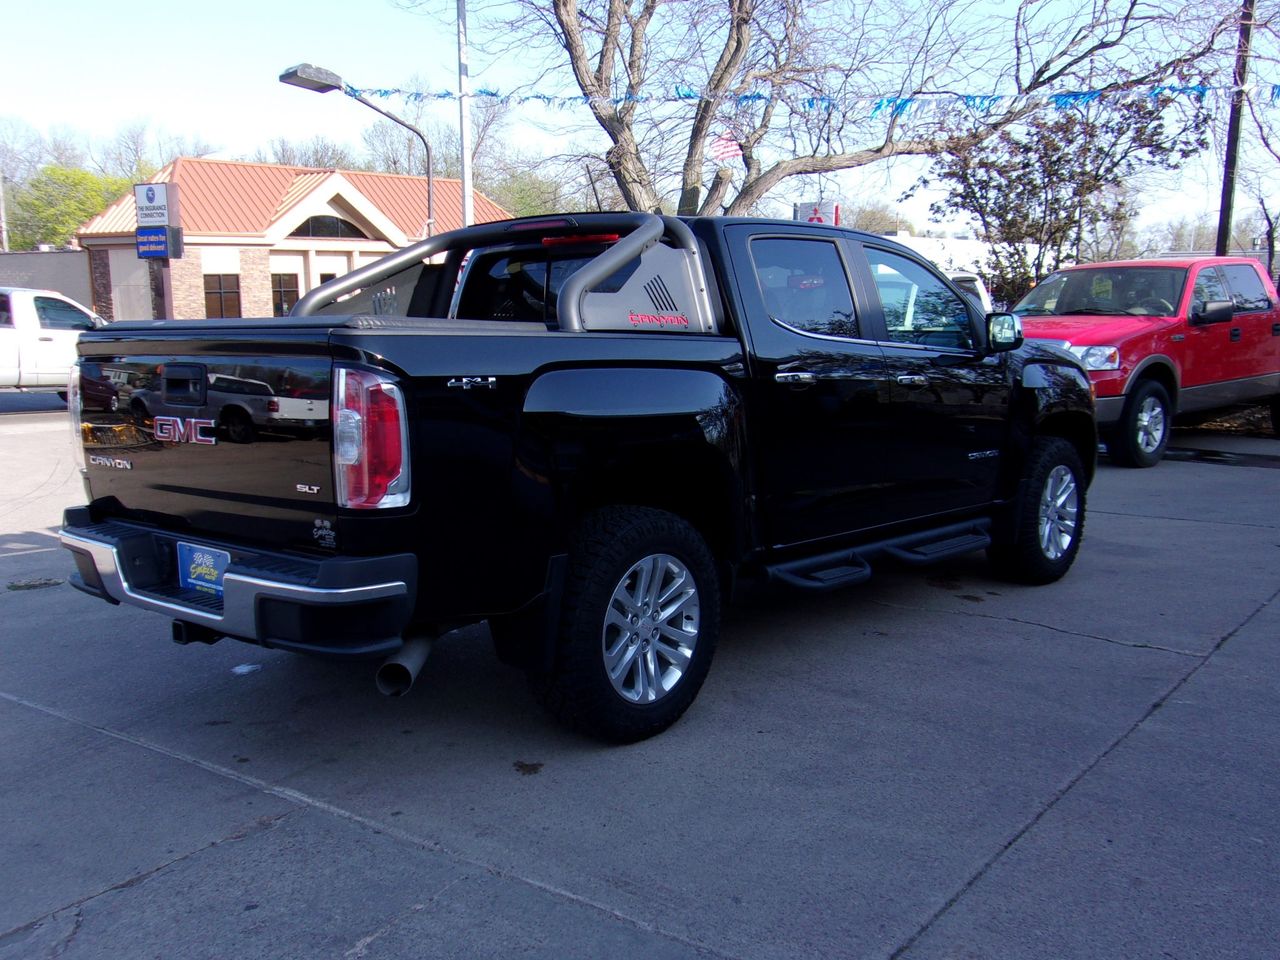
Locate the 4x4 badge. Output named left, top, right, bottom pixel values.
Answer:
left=447, top=377, right=497, bottom=390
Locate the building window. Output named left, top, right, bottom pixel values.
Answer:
left=272, top=274, right=300, bottom=317
left=204, top=274, right=241, bottom=318
left=319, top=273, right=337, bottom=285
left=289, top=216, right=369, bottom=239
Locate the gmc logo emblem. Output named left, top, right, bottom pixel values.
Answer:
left=154, top=416, right=217, bottom=444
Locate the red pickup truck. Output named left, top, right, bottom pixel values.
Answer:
left=1013, top=257, right=1280, bottom=466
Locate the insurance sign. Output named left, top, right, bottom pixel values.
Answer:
left=134, top=182, right=176, bottom=227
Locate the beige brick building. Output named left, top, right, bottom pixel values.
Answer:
left=77, top=158, right=510, bottom=321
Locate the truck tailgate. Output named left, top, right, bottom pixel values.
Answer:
left=77, top=327, right=336, bottom=555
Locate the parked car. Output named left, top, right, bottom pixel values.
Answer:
left=62, top=213, right=1096, bottom=742
left=0, top=287, right=104, bottom=395
left=1014, top=257, right=1280, bottom=466
left=949, top=271, right=994, bottom=314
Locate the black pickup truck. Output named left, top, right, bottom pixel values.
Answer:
left=62, top=213, right=1094, bottom=741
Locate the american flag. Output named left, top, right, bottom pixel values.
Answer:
left=710, top=134, right=742, bottom=162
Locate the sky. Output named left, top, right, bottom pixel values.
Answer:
left=1, top=0, right=1258, bottom=237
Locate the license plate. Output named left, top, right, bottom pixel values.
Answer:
left=177, top=542, right=231, bottom=597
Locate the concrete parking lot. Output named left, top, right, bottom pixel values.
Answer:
left=1, top=393, right=1277, bottom=960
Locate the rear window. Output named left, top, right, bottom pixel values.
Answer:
left=454, top=247, right=638, bottom=325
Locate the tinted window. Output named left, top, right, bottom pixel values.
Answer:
left=204, top=275, right=240, bottom=319
left=34, top=296, right=94, bottom=330
left=1220, top=264, right=1272, bottom=312
left=749, top=238, right=858, bottom=338
left=289, top=216, right=369, bottom=239
left=865, top=249, right=972, bottom=349
left=0, top=294, right=10, bottom=327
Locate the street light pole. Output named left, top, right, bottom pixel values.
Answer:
left=457, top=0, right=474, bottom=227
left=279, top=63, right=435, bottom=239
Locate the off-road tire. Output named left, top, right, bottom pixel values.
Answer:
left=530, top=506, right=720, bottom=743
left=989, top=437, right=1086, bottom=585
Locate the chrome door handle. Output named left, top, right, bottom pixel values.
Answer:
left=38, top=336, right=54, bottom=342
left=896, top=374, right=929, bottom=387
left=775, top=371, right=817, bottom=385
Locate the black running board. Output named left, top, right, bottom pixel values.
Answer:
left=766, top=520, right=992, bottom=592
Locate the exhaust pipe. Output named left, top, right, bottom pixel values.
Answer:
left=376, top=635, right=433, bottom=697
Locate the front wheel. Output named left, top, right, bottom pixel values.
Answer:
left=1108, top=380, right=1171, bottom=468
left=989, top=437, right=1087, bottom=585
left=531, top=507, right=720, bottom=743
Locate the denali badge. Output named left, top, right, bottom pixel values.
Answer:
left=447, top=377, right=497, bottom=390
left=89, top=454, right=133, bottom=470
left=154, top=416, right=217, bottom=445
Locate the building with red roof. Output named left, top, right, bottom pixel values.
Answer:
left=77, top=157, right=510, bottom=320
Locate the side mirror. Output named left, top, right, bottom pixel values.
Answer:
left=986, top=311, right=1023, bottom=353
left=1191, top=299, right=1234, bottom=325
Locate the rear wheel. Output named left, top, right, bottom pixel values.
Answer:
left=1108, top=380, right=1171, bottom=468
left=989, top=437, right=1086, bottom=585
left=221, top=407, right=255, bottom=444
left=530, top=507, right=720, bottom=743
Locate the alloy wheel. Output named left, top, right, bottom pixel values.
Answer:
left=602, top=553, right=700, bottom=704
left=1038, top=465, right=1079, bottom=561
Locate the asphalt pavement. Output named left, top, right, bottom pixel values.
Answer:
left=1, top=394, right=1277, bottom=959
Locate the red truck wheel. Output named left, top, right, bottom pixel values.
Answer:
left=1109, top=380, right=1171, bottom=468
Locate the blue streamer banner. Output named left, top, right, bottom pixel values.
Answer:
left=345, top=81, right=1268, bottom=116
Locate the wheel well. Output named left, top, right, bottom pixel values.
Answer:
left=1037, top=411, right=1097, bottom=482
left=570, top=446, right=744, bottom=581
left=1129, top=363, right=1178, bottom=410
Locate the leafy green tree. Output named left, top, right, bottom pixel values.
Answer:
left=920, top=98, right=1209, bottom=304
left=9, top=165, right=130, bottom=249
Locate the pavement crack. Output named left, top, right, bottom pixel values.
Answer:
left=0, top=811, right=294, bottom=949
left=0, top=692, right=738, bottom=960
left=867, top=599, right=1203, bottom=656
left=46, top=907, right=81, bottom=960
left=1089, top=508, right=1279, bottom=530
left=888, top=586, right=1280, bottom=959
left=343, top=878, right=462, bottom=959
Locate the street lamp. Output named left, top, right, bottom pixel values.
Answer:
left=279, top=63, right=435, bottom=238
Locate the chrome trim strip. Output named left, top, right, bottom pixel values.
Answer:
left=60, top=530, right=408, bottom=639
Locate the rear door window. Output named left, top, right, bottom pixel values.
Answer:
left=0, top=294, right=11, bottom=327
left=748, top=237, right=859, bottom=338
left=1220, top=264, right=1272, bottom=313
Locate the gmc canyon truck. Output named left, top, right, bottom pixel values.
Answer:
left=61, top=214, right=1095, bottom=742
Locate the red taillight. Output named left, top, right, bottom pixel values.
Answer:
left=267, top=399, right=280, bottom=413
left=334, top=368, right=410, bottom=509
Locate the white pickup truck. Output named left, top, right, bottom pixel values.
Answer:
left=0, top=287, right=104, bottom=395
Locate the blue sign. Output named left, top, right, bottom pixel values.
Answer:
left=135, top=226, right=182, bottom=260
